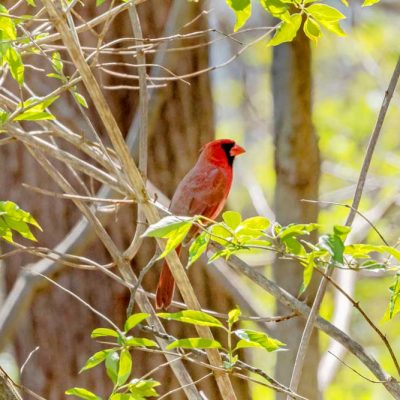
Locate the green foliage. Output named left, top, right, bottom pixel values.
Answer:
left=226, top=0, right=252, bottom=32
left=166, top=338, right=222, bottom=350
left=0, top=201, right=41, bottom=243
left=66, top=388, right=102, bottom=400
left=234, top=329, right=285, bottom=352
left=128, top=379, right=160, bottom=399
left=68, top=313, right=161, bottom=399
left=159, top=306, right=284, bottom=370
left=0, top=5, right=24, bottom=85
left=224, top=0, right=378, bottom=45
left=13, top=96, right=59, bottom=122
left=141, top=215, right=195, bottom=259
left=157, top=310, right=224, bottom=327
left=145, top=210, right=400, bottom=319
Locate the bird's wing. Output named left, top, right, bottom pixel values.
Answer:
left=170, top=166, right=230, bottom=219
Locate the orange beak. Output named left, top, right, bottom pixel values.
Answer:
left=230, top=144, right=246, bottom=157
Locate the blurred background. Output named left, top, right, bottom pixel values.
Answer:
left=0, top=0, right=399, bottom=399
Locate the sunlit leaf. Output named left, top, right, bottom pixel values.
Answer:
left=80, top=349, right=113, bottom=373
left=14, top=96, right=59, bottom=121
left=234, top=329, right=285, bottom=352
left=306, top=4, right=345, bottom=21
left=228, top=306, right=241, bottom=325
left=260, top=0, right=291, bottom=22
left=222, top=210, right=242, bottom=230
left=166, top=338, right=222, bottom=350
left=105, top=351, right=119, bottom=384
left=125, top=337, right=158, bottom=348
left=117, top=349, right=132, bottom=387
left=157, top=310, right=224, bottom=328
left=129, top=379, right=160, bottom=398
left=6, top=47, right=24, bottom=85
left=318, top=234, right=344, bottom=263
left=124, top=313, right=150, bottom=332
left=65, top=388, right=101, bottom=400
left=188, top=231, right=210, bottom=267
left=226, top=0, right=251, bottom=32
left=73, top=91, right=88, bottom=108
left=362, top=0, right=380, bottom=6
left=303, top=17, right=322, bottom=42
left=91, top=327, right=119, bottom=339
left=268, top=13, right=302, bottom=47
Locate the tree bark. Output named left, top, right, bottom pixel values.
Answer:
left=0, top=1, right=248, bottom=399
left=271, top=30, right=321, bottom=399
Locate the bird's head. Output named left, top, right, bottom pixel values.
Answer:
left=201, top=138, right=245, bottom=167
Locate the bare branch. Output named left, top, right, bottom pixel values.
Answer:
left=288, top=55, right=400, bottom=397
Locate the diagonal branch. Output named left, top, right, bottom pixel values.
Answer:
left=288, top=55, right=400, bottom=397
left=219, top=251, right=400, bottom=399
left=41, top=1, right=237, bottom=398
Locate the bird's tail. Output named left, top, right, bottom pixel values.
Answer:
left=155, top=245, right=181, bottom=309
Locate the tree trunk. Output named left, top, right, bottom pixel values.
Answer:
left=271, top=30, right=321, bottom=399
left=1, top=1, right=248, bottom=399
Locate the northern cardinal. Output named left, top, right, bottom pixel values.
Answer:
left=155, top=138, right=245, bottom=309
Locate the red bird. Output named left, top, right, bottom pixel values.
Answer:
left=155, top=138, right=245, bottom=309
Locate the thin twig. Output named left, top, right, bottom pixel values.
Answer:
left=288, top=55, right=400, bottom=396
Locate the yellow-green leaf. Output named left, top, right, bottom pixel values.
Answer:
left=269, top=14, right=302, bottom=47
left=226, top=0, right=251, bottom=32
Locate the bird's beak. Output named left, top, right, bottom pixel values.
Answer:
left=230, top=144, right=246, bottom=157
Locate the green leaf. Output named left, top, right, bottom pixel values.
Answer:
left=157, top=310, right=224, bottom=328
left=226, top=0, right=251, bottom=32
left=117, top=349, right=132, bottom=387
left=306, top=4, right=346, bottom=37
left=333, top=225, right=351, bottom=241
left=124, top=313, right=150, bottom=332
left=300, top=252, right=321, bottom=293
left=6, top=47, right=24, bottom=85
left=25, top=0, right=36, bottom=5
left=188, top=232, right=210, bottom=267
left=228, top=306, right=241, bottom=325
left=0, top=107, right=8, bottom=126
left=268, top=13, right=302, bottom=47
left=234, top=329, right=285, bottom=352
left=283, top=237, right=306, bottom=257
left=80, top=349, right=112, bottom=373
left=65, top=388, right=101, bottom=400
left=260, top=0, right=291, bottom=22
left=278, top=223, right=319, bottom=241
left=143, top=215, right=194, bottom=238
left=91, top=327, right=119, bottom=339
left=303, top=17, right=321, bottom=42
left=142, top=216, right=194, bottom=259
left=125, top=337, right=158, bottom=348
left=166, top=338, right=222, bottom=350
left=362, top=0, right=380, bottom=6
left=318, top=234, right=344, bottom=263
left=129, top=379, right=160, bottom=398
left=222, top=211, right=242, bottom=230
left=14, top=96, right=59, bottom=121
left=236, top=216, right=270, bottom=237
left=319, top=20, right=346, bottom=37
left=383, top=273, right=400, bottom=320
left=0, top=201, right=41, bottom=242
left=209, top=223, right=232, bottom=245
left=51, top=51, right=63, bottom=74
left=345, top=244, right=400, bottom=262
left=73, top=91, right=88, bottom=108
left=105, top=351, right=119, bottom=384
left=96, top=0, right=106, bottom=5
left=0, top=5, right=17, bottom=40
left=306, top=4, right=345, bottom=22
